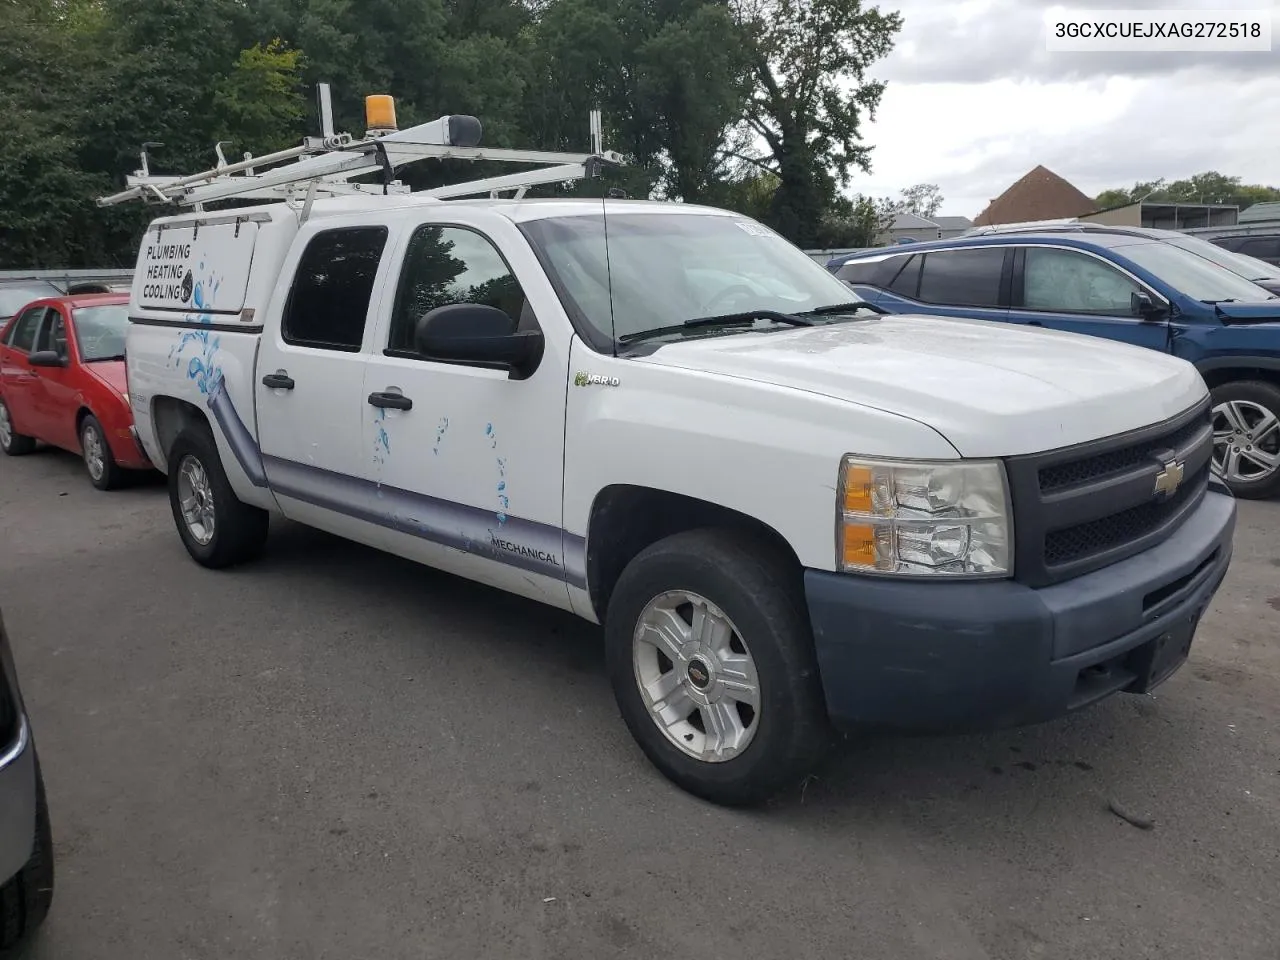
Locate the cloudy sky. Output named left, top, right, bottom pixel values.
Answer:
left=852, top=0, right=1280, bottom=218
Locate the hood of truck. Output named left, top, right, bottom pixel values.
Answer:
left=635, top=314, right=1207, bottom=457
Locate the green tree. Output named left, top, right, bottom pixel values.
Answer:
left=1095, top=173, right=1280, bottom=211
left=212, top=40, right=309, bottom=159
left=521, top=0, right=747, bottom=202
left=730, top=0, right=902, bottom=245
left=0, top=0, right=138, bottom=267
left=84, top=0, right=255, bottom=179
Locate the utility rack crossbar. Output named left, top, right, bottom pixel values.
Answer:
left=97, top=83, right=623, bottom=211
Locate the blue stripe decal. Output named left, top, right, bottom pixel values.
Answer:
left=208, top=379, right=269, bottom=488
left=210, top=388, right=588, bottom=588
left=263, top=455, right=587, bottom=587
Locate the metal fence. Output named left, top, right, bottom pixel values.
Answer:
left=0, top=268, right=134, bottom=289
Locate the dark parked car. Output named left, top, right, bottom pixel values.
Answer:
left=0, top=607, right=54, bottom=948
left=828, top=226, right=1280, bottom=499
left=1212, top=233, right=1280, bottom=267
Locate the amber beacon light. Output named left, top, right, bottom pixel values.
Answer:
left=365, top=95, right=398, bottom=135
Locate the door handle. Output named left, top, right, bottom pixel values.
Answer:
left=262, top=371, right=295, bottom=390
left=368, top=391, right=413, bottom=411
left=1026, top=321, right=1043, bottom=327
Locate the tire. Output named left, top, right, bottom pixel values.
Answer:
left=167, top=425, right=269, bottom=568
left=80, top=414, right=122, bottom=491
left=1210, top=380, right=1280, bottom=500
left=0, top=754, right=54, bottom=949
left=0, top=399, right=36, bottom=456
left=605, top=528, right=831, bottom=807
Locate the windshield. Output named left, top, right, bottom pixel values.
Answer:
left=1117, top=241, right=1276, bottom=303
left=1164, top=234, right=1280, bottom=282
left=519, top=211, right=867, bottom=346
left=0, top=282, right=60, bottom=318
left=73, top=304, right=129, bottom=360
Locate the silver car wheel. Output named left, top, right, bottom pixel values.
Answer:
left=0, top=402, right=11, bottom=449
left=632, top=590, right=761, bottom=763
left=82, top=421, right=106, bottom=481
left=177, top=454, right=217, bottom=546
left=1212, top=399, right=1280, bottom=484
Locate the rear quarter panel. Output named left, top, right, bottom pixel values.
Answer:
left=126, top=208, right=299, bottom=509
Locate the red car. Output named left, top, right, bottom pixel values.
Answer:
left=0, top=293, right=153, bottom=489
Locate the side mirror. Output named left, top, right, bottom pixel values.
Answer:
left=414, top=303, right=543, bottom=380
left=1131, top=291, right=1165, bottom=321
left=27, top=350, right=66, bottom=368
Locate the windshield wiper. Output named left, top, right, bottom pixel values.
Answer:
left=86, top=353, right=126, bottom=362
left=797, top=300, right=884, bottom=316
left=618, top=309, right=814, bottom=345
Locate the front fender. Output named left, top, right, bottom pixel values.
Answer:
left=561, top=340, right=959, bottom=574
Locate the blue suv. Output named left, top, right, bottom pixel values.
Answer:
left=828, top=225, right=1280, bottom=499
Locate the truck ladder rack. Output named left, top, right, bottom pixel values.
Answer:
left=97, top=84, right=622, bottom=209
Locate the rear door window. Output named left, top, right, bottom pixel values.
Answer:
left=917, top=248, right=1005, bottom=306
left=282, top=227, right=389, bottom=351
left=7, top=307, right=47, bottom=352
left=886, top=254, right=922, bottom=298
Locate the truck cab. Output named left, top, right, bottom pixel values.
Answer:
left=108, top=94, right=1237, bottom=807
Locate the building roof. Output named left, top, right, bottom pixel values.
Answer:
left=888, top=211, right=938, bottom=229
left=933, top=215, right=973, bottom=230
left=972, top=165, right=1098, bottom=226
left=1240, top=201, right=1280, bottom=223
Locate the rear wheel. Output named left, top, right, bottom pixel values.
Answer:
left=1211, top=380, right=1280, bottom=499
left=0, top=754, right=54, bottom=949
left=167, top=426, right=269, bottom=568
left=80, top=414, right=122, bottom=491
left=605, top=528, right=831, bottom=806
left=0, top=399, right=36, bottom=456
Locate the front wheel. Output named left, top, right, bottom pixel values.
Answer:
left=167, top=427, right=269, bottom=568
left=1211, top=380, right=1280, bottom=500
left=80, top=414, right=122, bottom=491
left=605, top=528, right=831, bottom=806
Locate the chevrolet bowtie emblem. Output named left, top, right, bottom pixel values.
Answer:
left=1153, top=459, right=1185, bottom=497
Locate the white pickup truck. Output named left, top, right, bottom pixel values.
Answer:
left=113, top=105, right=1236, bottom=806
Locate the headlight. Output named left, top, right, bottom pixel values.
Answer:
left=837, top=457, right=1012, bottom=577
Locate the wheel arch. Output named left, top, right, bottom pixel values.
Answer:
left=583, top=484, right=804, bottom=623
left=150, top=394, right=212, bottom=469
left=1197, top=357, right=1280, bottom=390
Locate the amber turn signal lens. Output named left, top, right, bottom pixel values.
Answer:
left=843, top=464, right=875, bottom=514
left=841, top=522, right=879, bottom=569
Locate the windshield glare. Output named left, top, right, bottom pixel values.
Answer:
left=73, top=304, right=129, bottom=360
left=1118, top=241, right=1275, bottom=303
left=1167, top=235, right=1280, bottom=282
left=520, top=212, right=863, bottom=345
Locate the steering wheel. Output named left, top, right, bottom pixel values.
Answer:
left=703, top=284, right=758, bottom=313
